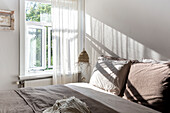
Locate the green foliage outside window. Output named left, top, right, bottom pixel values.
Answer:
left=26, top=2, right=51, bottom=22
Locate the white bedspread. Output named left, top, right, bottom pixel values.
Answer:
left=65, top=83, right=160, bottom=113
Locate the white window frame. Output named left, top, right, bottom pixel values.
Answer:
left=20, top=0, right=52, bottom=76
left=25, top=24, right=46, bottom=72
left=20, top=0, right=26, bottom=76
left=48, top=27, right=53, bottom=68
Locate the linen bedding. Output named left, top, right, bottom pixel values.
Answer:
left=43, top=96, right=91, bottom=113
left=0, top=83, right=160, bottom=113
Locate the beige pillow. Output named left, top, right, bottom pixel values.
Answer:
left=123, top=63, right=170, bottom=112
left=89, top=59, right=131, bottom=95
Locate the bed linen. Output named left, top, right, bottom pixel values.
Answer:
left=16, top=85, right=116, bottom=113
left=0, top=83, right=160, bottom=113
left=43, top=96, right=91, bottom=113
left=0, top=90, right=33, bottom=113
left=66, top=83, right=160, bottom=113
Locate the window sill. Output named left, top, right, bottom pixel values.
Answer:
left=19, top=70, right=53, bottom=81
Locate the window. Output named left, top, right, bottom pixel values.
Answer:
left=20, top=0, right=83, bottom=76
left=24, top=0, right=53, bottom=73
left=26, top=25, right=46, bottom=70
left=25, top=1, right=51, bottom=23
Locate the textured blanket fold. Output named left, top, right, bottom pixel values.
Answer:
left=43, top=96, right=91, bottom=113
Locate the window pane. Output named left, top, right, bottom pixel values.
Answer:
left=50, top=30, right=53, bottom=66
left=28, top=28, right=42, bottom=68
left=47, top=28, right=53, bottom=69
left=25, top=1, right=51, bottom=23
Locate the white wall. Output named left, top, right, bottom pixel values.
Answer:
left=0, top=0, right=19, bottom=90
left=0, top=0, right=170, bottom=89
left=85, top=0, right=170, bottom=69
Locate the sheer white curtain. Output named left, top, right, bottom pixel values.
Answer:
left=51, top=0, right=81, bottom=84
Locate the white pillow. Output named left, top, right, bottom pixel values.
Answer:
left=142, top=58, right=170, bottom=64
left=89, top=59, right=131, bottom=95
left=142, top=59, right=157, bottom=63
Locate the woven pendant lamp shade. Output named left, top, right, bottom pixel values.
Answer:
left=78, top=49, right=89, bottom=63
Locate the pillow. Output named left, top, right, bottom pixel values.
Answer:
left=141, top=59, right=157, bottom=63
left=141, top=58, right=170, bottom=64
left=99, top=55, right=126, bottom=60
left=123, top=63, right=170, bottom=112
left=89, top=58, right=131, bottom=95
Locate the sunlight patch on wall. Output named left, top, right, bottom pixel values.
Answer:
left=85, top=14, right=168, bottom=68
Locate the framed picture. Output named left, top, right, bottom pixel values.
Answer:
left=0, top=10, right=14, bottom=30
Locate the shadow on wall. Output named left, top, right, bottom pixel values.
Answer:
left=85, top=14, right=169, bottom=68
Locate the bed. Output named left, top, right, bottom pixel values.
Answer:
left=1, top=56, right=169, bottom=113
left=0, top=83, right=160, bottom=113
